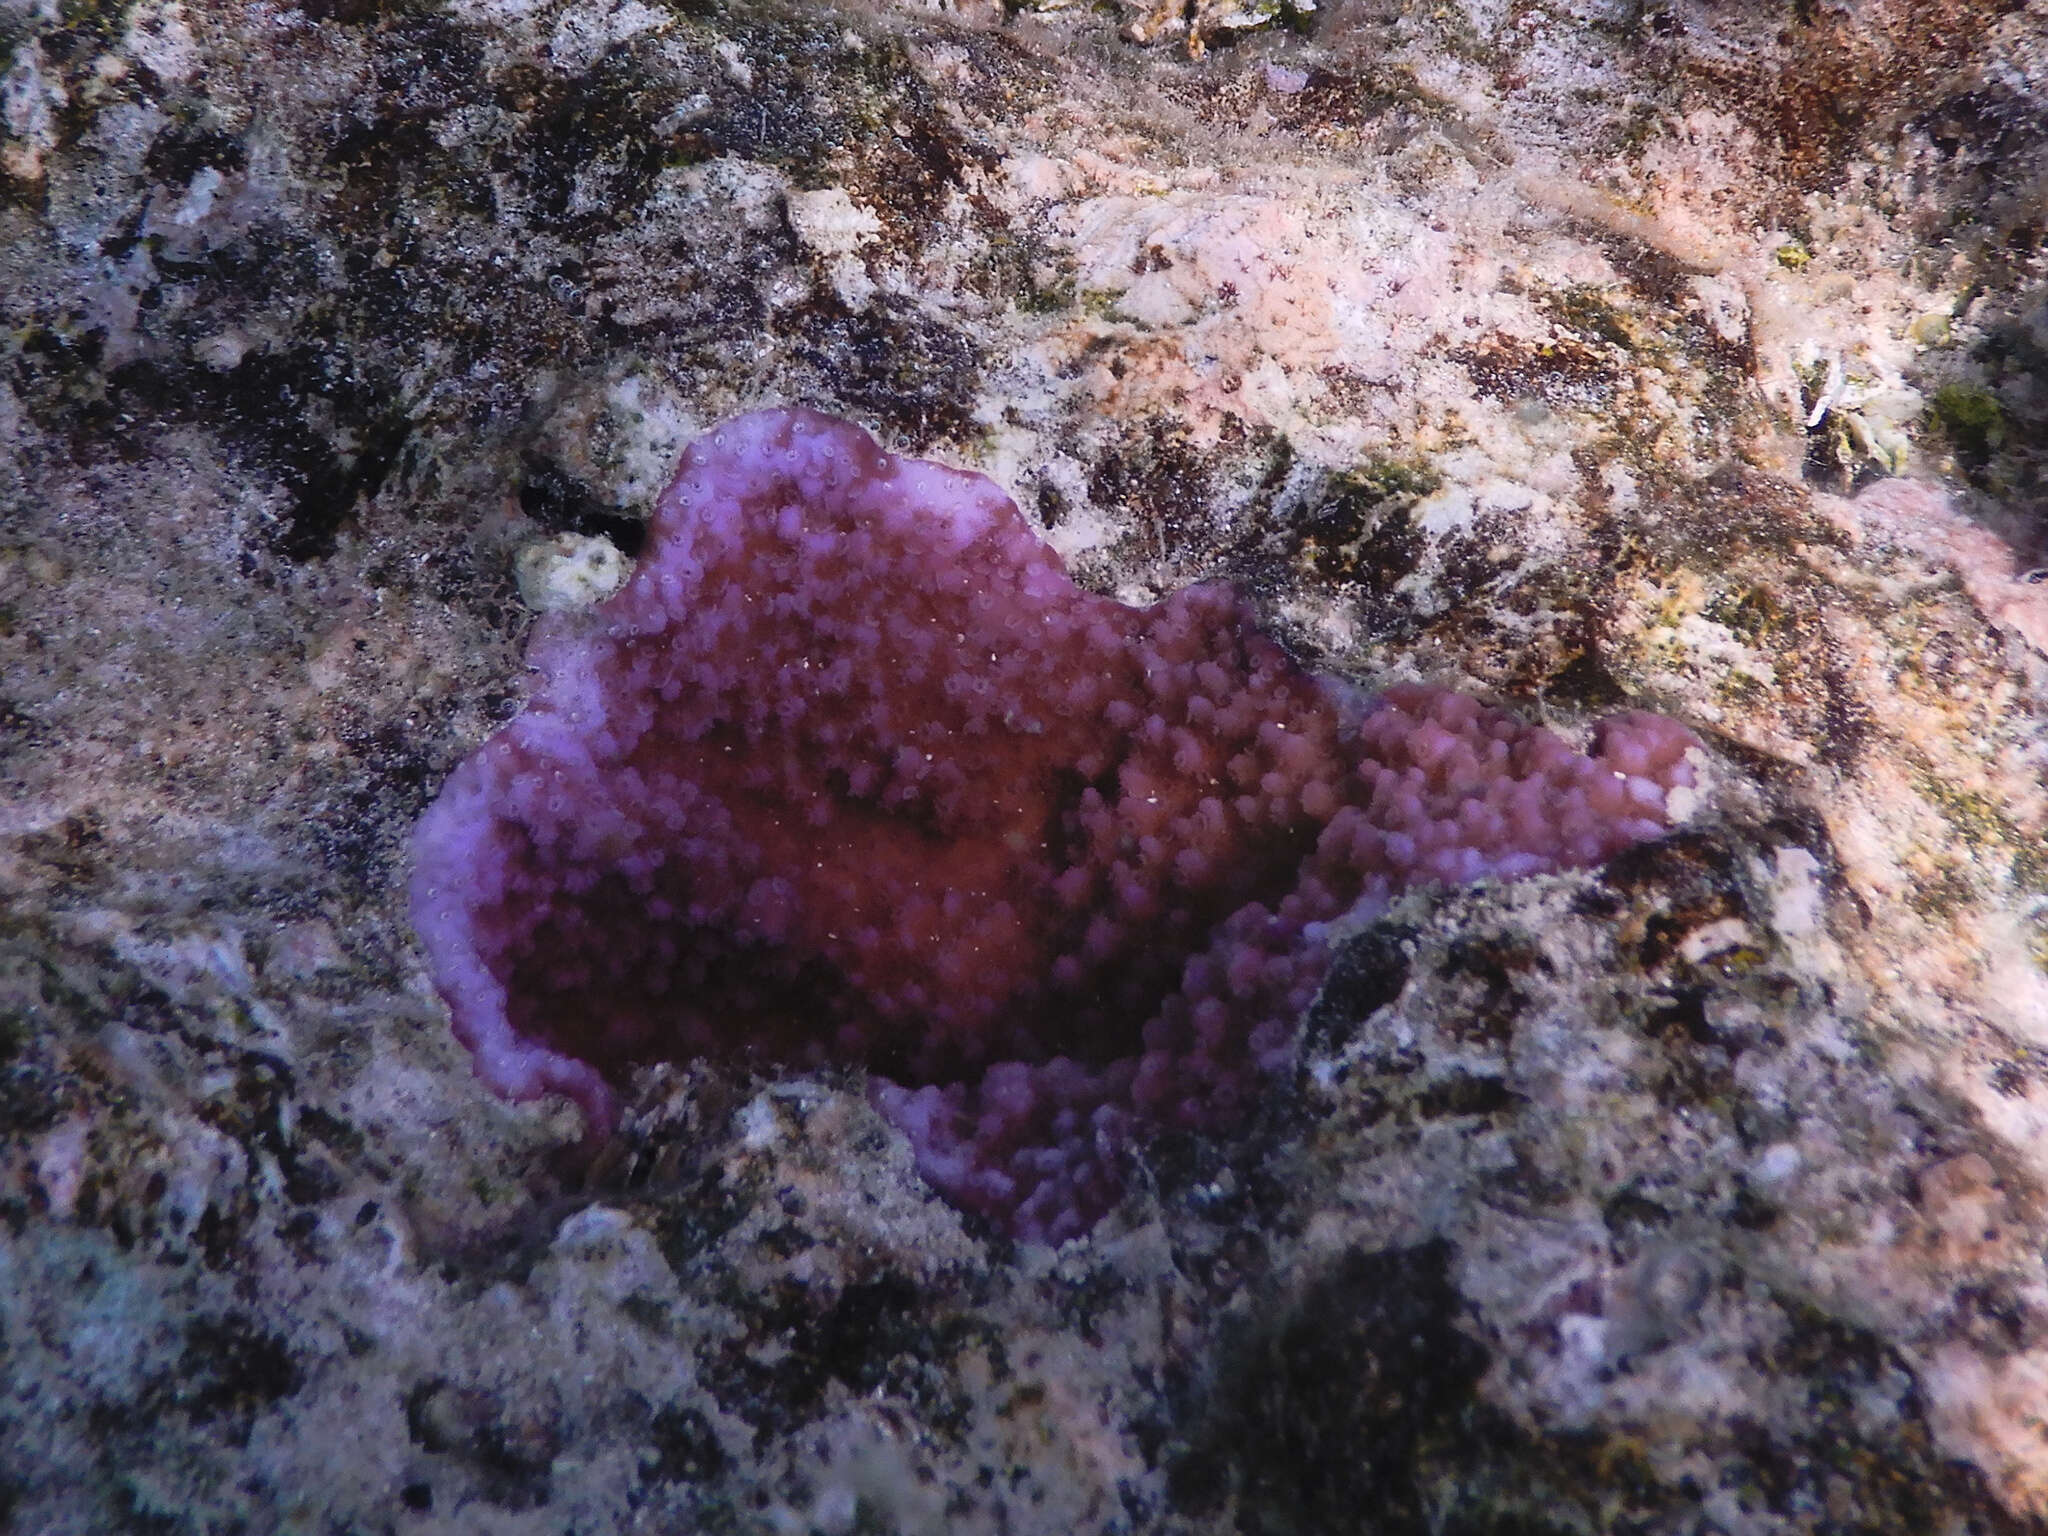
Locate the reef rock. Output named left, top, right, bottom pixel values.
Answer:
left=4, top=0, right=2048, bottom=1528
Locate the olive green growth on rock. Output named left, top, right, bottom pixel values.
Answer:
left=1929, top=382, right=2008, bottom=464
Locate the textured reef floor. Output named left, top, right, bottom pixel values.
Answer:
left=4, top=0, right=2048, bottom=1529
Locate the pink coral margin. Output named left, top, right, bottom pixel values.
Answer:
left=410, top=755, right=620, bottom=1144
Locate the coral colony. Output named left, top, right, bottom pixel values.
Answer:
left=411, top=409, right=1697, bottom=1241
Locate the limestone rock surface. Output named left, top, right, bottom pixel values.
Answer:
left=3, top=0, right=2048, bottom=1528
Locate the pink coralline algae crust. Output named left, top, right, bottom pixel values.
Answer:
left=411, top=408, right=1699, bottom=1242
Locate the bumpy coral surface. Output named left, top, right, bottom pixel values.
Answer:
left=411, top=408, right=1696, bottom=1239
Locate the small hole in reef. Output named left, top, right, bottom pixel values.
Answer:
left=518, top=458, right=648, bottom=557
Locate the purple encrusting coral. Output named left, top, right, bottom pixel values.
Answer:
left=411, top=408, right=1698, bottom=1242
